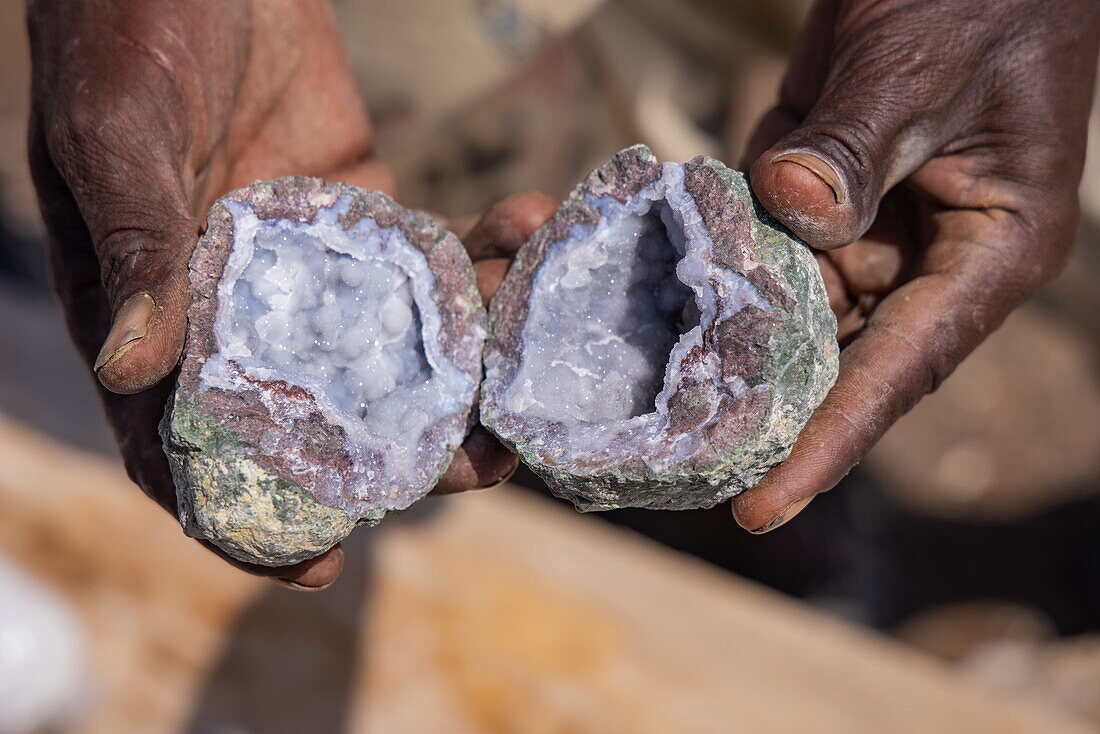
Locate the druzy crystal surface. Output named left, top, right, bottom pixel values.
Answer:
left=481, top=146, right=838, bottom=511
left=162, top=178, right=485, bottom=566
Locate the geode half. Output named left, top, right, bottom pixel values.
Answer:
left=161, top=178, right=485, bottom=566
left=481, top=145, right=838, bottom=511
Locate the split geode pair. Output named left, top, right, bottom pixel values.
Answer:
left=162, top=146, right=838, bottom=566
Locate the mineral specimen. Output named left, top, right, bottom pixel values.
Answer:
left=481, top=145, right=838, bottom=511
left=161, top=178, right=485, bottom=566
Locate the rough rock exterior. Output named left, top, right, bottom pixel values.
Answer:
left=481, top=145, right=838, bottom=510
left=162, top=178, right=485, bottom=566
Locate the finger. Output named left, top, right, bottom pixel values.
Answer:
left=30, top=109, right=190, bottom=512
left=814, top=251, right=851, bottom=318
left=461, top=191, right=557, bottom=261
left=432, top=426, right=518, bottom=495
left=329, top=156, right=397, bottom=198
left=446, top=215, right=481, bottom=242
left=204, top=541, right=345, bottom=591
left=272, top=547, right=345, bottom=590
left=747, top=11, right=971, bottom=250
left=37, top=36, right=202, bottom=395
left=731, top=209, right=1046, bottom=532
left=824, top=190, right=915, bottom=296
left=28, top=113, right=114, bottom=373
left=473, top=257, right=512, bottom=307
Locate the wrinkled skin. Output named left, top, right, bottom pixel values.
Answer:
left=491, top=0, right=1099, bottom=532
left=26, top=0, right=547, bottom=588
left=730, top=0, right=1099, bottom=532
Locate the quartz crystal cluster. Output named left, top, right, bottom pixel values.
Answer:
left=162, top=178, right=485, bottom=566
left=481, top=145, right=838, bottom=511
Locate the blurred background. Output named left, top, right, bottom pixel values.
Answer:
left=1, top=1, right=1099, bottom=732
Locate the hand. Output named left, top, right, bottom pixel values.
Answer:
left=430, top=191, right=559, bottom=494
left=25, top=0, right=528, bottom=588
left=731, top=0, right=1099, bottom=532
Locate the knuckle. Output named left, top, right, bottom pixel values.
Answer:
left=97, top=228, right=176, bottom=294
left=817, top=125, right=878, bottom=181
left=777, top=122, right=881, bottom=198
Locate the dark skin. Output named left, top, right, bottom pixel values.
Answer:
left=26, top=0, right=548, bottom=588
left=732, top=0, right=1098, bottom=531
left=27, top=0, right=1098, bottom=586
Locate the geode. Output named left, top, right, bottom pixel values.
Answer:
left=161, top=178, right=485, bottom=566
left=481, top=145, right=838, bottom=511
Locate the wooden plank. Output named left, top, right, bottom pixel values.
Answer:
left=0, top=413, right=1090, bottom=734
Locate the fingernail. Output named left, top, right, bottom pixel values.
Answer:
left=476, top=454, right=519, bottom=490
left=750, top=496, right=814, bottom=534
left=94, top=292, right=155, bottom=372
left=771, top=152, right=847, bottom=205
left=273, top=577, right=333, bottom=592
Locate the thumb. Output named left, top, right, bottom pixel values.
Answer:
left=42, top=43, right=198, bottom=394
left=749, top=26, right=959, bottom=249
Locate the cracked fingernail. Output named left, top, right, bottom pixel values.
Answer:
left=750, top=496, right=814, bottom=534
left=94, top=292, right=155, bottom=372
left=771, top=151, right=847, bottom=205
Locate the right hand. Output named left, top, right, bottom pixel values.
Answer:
left=729, top=0, right=1098, bottom=535
left=27, top=0, right=391, bottom=589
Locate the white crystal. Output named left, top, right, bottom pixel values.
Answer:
left=494, top=162, right=770, bottom=474
left=199, top=195, right=474, bottom=508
